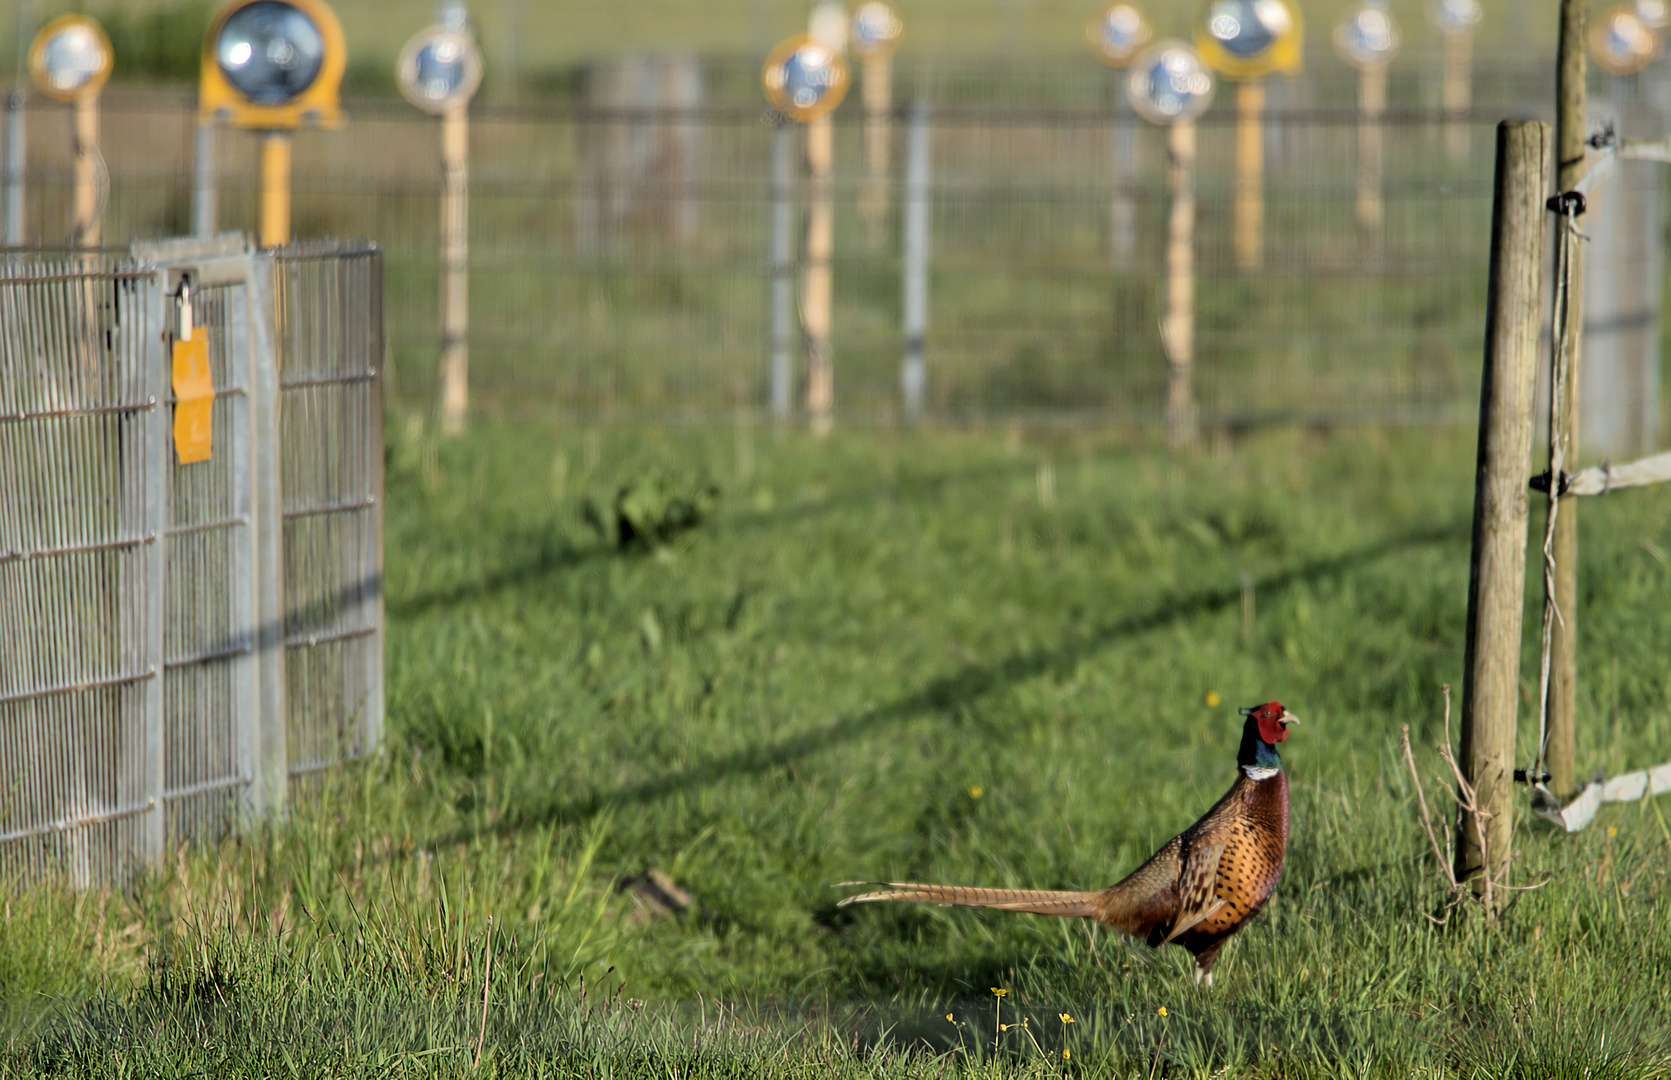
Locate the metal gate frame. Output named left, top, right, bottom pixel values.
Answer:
left=1, top=237, right=383, bottom=889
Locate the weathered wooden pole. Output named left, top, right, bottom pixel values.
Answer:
left=1456, top=119, right=1548, bottom=903
left=804, top=113, right=835, bottom=434
left=437, top=100, right=470, bottom=434
left=71, top=93, right=100, bottom=247
left=1356, top=62, right=1386, bottom=254
left=1164, top=119, right=1198, bottom=448
left=1546, top=0, right=1585, bottom=797
left=1232, top=81, right=1264, bottom=271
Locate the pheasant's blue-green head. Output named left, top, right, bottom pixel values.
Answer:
left=1237, top=701, right=1298, bottom=778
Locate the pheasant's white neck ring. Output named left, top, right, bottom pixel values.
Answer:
left=1241, top=763, right=1280, bottom=781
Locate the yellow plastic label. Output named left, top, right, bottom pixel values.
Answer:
left=171, top=334, right=214, bottom=464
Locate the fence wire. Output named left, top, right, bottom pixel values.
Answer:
left=2, top=58, right=1666, bottom=426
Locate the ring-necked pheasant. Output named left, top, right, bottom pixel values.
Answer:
left=838, top=702, right=1297, bottom=986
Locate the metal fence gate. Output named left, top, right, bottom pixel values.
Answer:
left=0, top=237, right=383, bottom=889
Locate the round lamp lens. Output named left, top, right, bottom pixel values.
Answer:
left=1636, top=0, right=1670, bottom=32
left=852, top=2, right=902, bottom=53
left=217, top=0, right=325, bottom=104
left=414, top=38, right=464, bottom=101
left=782, top=45, right=836, bottom=109
left=1206, top=0, right=1283, bottom=58
left=1089, top=3, right=1152, bottom=65
left=1335, top=5, right=1399, bottom=67
left=1128, top=40, right=1214, bottom=124
left=1590, top=7, right=1656, bottom=73
left=41, top=25, right=109, bottom=93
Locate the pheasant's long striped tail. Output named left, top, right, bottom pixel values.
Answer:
left=836, top=881, right=1103, bottom=919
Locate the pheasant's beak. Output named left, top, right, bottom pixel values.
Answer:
left=1279, top=714, right=1300, bottom=727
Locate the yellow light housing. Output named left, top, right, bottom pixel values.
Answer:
left=28, top=15, right=114, bottom=104
left=200, top=0, right=346, bottom=130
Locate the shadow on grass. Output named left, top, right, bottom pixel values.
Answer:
left=385, top=459, right=1039, bottom=620
left=441, top=517, right=1467, bottom=846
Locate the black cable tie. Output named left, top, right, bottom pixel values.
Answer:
left=1545, top=190, right=1586, bottom=216
left=1528, top=470, right=1571, bottom=495
left=1513, top=768, right=1552, bottom=784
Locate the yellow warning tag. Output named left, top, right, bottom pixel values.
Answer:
left=171, top=334, right=214, bottom=464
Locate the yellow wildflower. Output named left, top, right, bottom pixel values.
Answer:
left=1059, top=1013, right=1074, bottom=1024
left=946, top=1013, right=954, bottom=1022
left=1206, top=691, right=1221, bottom=707
left=1158, top=1006, right=1168, bottom=1017
left=991, top=987, right=1007, bottom=998
left=1608, top=826, right=1618, bottom=837
left=1063, top=1049, right=1071, bottom=1060
left=1000, top=1024, right=1010, bottom=1031
left=969, top=786, right=984, bottom=799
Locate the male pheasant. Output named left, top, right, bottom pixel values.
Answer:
left=839, top=702, right=1297, bottom=986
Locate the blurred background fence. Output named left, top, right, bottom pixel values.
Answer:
left=5, top=52, right=1668, bottom=431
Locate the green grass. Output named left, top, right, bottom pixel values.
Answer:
left=5, top=419, right=1671, bottom=1076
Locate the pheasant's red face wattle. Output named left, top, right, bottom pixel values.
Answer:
left=1255, top=702, right=1288, bottom=744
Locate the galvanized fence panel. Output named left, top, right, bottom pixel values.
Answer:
left=0, top=240, right=383, bottom=889
left=273, top=243, right=384, bottom=791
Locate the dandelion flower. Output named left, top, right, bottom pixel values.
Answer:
left=1059, top=1013, right=1074, bottom=1024
left=1206, top=691, right=1221, bottom=707
left=969, top=785, right=984, bottom=799
left=991, top=987, right=1007, bottom=998
left=1158, top=1006, right=1168, bottom=1017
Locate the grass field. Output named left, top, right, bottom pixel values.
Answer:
left=4, top=419, right=1671, bottom=1076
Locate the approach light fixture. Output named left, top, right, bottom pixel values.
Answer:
left=1086, top=2, right=1153, bottom=68
left=762, top=34, right=850, bottom=122
left=1195, top=0, right=1303, bottom=78
left=397, top=2, right=483, bottom=114
left=28, top=15, right=113, bottom=103
left=200, top=0, right=345, bottom=129
left=1334, top=1, right=1399, bottom=69
left=1590, top=4, right=1659, bottom=74
left=1127, top=39, right=1215, bottom=125
left=850, top=1, right=903, bottom=59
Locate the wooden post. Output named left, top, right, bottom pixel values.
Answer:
left=1356, top=63, right=1386, bottom=257
left=1233, top=81, right=1263, bottom=271
left=859, top=52, right=891, bottom=248
left=1163, top=120, right=1198, bottom=449
left=1546, top=0, right=1586, bottom=796
left=259, top=132, right=291, bottom=248
left=1456, top=120, right=1548, bottom=904
left=1442, top=28, right=1473, bottom=161
left=71, top=94, right=99, bottom=247
left=438, top=101, right=470, bottom=435
left=804, top=113, right=835, bottom=434
left=769, top=121, right=795, bottom=420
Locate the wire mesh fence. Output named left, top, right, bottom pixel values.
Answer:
left=0, top=239, right=383, bottom=889
left=2, top=55, right=1666, bottom=430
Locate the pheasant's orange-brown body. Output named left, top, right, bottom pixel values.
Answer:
left=839, top=702, right=1297, bottom=986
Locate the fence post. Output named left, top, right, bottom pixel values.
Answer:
left=901, top=101, right=929, bottom=418
left=769, top=121, right=794, bottom=420
left=3, top=91, right=23, bottom=244
left=1163, top=119, right=1198, bottom=449
left=192, top=119, right=217, bottom=238
left=1111, top=91, right=1136, bottom=266
left=438, top=101, right=470, bottom=435
left=804, top=114, right=835, bottom=433
left=1456, top=119, right=1548, bottom=905
left=1547, top=0, right=1586, bottom=797
left=246, top=253, right=290, bottom=817
left=1233, top=81, right=1264, bottom=271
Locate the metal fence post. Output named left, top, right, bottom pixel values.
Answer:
left=192, top=120, right=217, bottom=239
left=901, top=101, right=929, bottom=419
left=3, top=91, right=23, bottom=244
left=246, top=252, right=289, bottom=816
left=142, top=267, right=170, bottom=864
